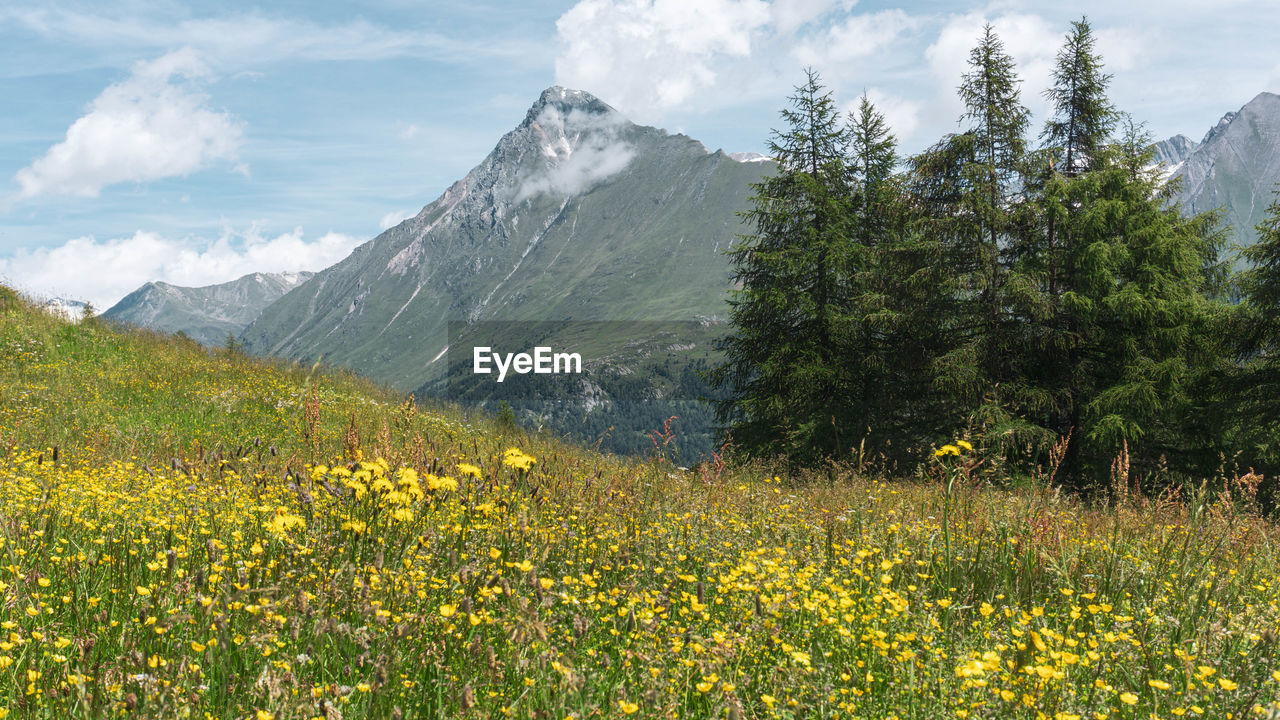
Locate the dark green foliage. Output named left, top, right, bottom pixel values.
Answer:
left=496, top=400, right=517, bottom=432
left=915, top=25, right=1047, bottom=458
left=845, top=97, right=950, bottom=462
left=1013, top=19, right=1232, bottom=485
left=1042, top=18, right=1116, bottom=177
left=711, top=69, right=856, bottom=463
left=716, top=20, right=1251, bottom=492
left=1234, top=195, right=1280, bottom=470
left=1054, top=121, right=1229, bottom=484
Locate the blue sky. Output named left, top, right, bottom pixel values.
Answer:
left=1, top=0, right=1278, bottom=308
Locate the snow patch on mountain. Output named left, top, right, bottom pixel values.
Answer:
left=40, top=297, right=94, bottom=322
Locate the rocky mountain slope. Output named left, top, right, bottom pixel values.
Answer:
left=104, top=271, right=312, bottom=346
left=241, top=87, right=765, bottom=390
left=1158, top=92, right=1280, bottom=251
left=238, top=87, right=768, bottom=457
left=1151, top=134, right=1197, bottom=177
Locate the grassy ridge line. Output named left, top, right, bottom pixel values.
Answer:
left=1, top=288, right=1280, bottom=719
left=2, top=285, right=492, bottom=471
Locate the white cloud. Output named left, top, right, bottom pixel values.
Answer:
left=791, top=10, right=916, bottom=67
left=1094, top=26, right=1156, bottom=73
left=13, top=49, right=243, bottom=200
left=513, top=106, right=637, bottom=202
left=379, top=209, right=416, bottom=230
left=555, top=0, right=772, bottom=120
left=770, top=0, right=851, bottom=34
left=0, top=226, right=362, bottom=309
left=554, top=0, right=922, bottom=124
left=0, top=8, right=537, bottom=68
left=514, top=140, right=637, bottom=202
left=854, top=88, right=921, bottom=141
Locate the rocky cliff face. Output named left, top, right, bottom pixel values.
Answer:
left=1150, top=134, right=1197, bottom=177
left=104, top=271, right=312, bottom=346
left=1161, top=92, right=1280, bottom=252
left=240, top=87, right=768, bottom=392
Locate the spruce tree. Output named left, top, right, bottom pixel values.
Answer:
left=912, top=25, right=1039, bottom=453
left=711, top=70, right=855, bottom=462
left=1067, top=119, right=1229, bottom=483
left=1234, top=194, right=1280, bottom=470
left=1026, top=17, right=1119, bottom=477
left=845, top=96, right=948, bottom=459
left=848, top=95, right=897, bottom=224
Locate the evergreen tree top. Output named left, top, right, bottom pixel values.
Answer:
left=769, top=68, right=850, bottom=176
left=1042, top=17, right=1116, bottom=176
left=848, top=95, right=897, bottom=188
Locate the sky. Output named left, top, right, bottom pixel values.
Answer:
left=1, top=0, right=1278, bottom=308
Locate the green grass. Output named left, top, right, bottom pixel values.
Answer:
left=2, top=289, right=1279, bottom=719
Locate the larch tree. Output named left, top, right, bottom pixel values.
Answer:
left=1026, top=17, right=1119, bottom=478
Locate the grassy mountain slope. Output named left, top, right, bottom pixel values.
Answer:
left=3, top=286, right=1280, bottom=718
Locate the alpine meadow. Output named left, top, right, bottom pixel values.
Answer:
left=4, top=15, right=1280, bottom=720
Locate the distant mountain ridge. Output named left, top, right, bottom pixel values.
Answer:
left=1155, top=91, right=1280, bottom=251
left=104, top=271, right=313, bottom=346
left=37, top=296, right=94, bottom=323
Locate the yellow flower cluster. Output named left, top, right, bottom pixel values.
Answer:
left=502, top=447, right=537, bottom=470
left=934, top=439, right=974, bottom=457
left=1, top=436, right=1278, bottom=720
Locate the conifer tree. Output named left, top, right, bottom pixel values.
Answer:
left=848, top=95, right=898, bottom=225
left=912, top=25, right=1038, bottom=451
left=1065, top=118, right=1229, bottom=483
left=960, top=25, right=1031, bottom=402
left=1025, top=17, right=1119, bottom=475
left=711, top=70, right=855, bottom=462
left=1042, top=18, right=1115, bottom=177
left=845, top=96, right=948, bottom=458
left=1233, top=194, right=1280, bottom=469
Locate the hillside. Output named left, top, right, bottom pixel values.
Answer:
left=104, top=271, right=313, bottom=347
left=3, top=286, right=1280, bottom=718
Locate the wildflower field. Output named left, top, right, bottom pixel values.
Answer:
left=1, top=288, right=1279, bottom=719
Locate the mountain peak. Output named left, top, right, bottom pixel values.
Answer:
left=1163, top=89, right=1280, bottom=258
left=1246, top=91, right=1280, bottom=106
left=524, top=86, right=620, bottom=126
left=1150, top=134, right=1198, bottom=172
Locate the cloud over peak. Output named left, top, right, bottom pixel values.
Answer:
left=553, top=0, right=916, bottom=124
